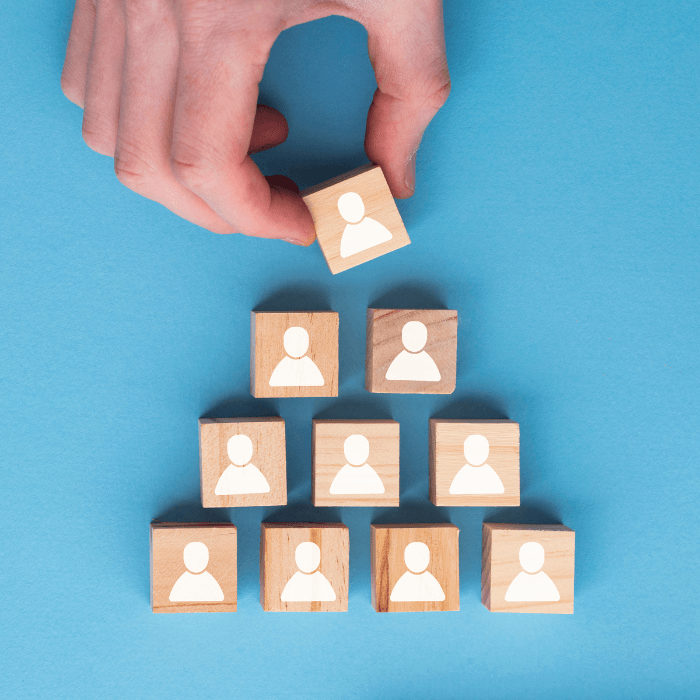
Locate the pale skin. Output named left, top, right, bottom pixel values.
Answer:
left=61, top=0, right=450, bottom=245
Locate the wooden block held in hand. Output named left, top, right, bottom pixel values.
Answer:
left=482, top=523, right=575, bottom=614
left=251, top=311, right=339, bottom=398
left=150, top=522, right=237, bottom=613
left=260, top=522, right=349, bottom=612
left=312, top=419, right=400, bottom=507
left=430, top=419, right=520, bottom=507
left=301, top=164, right=410, bottom=274
left=199, top=417, right=286, bottom=508
left=371, top=524, right=459, bottom=612
left=366, top=309, right=458, bottom=394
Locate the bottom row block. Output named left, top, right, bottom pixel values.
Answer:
left=150, top=521, right=574, bottom=614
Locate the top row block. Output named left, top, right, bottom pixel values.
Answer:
left=250, top=309, right=458, bottom=398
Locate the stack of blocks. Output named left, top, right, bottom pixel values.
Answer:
left=150, top=165, right=575, bottom=614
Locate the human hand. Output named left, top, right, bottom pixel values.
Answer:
left=61, top=0, right=450, bottom=245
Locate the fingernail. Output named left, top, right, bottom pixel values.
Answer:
left=283, top=237, right=315, bottom=246
left=405, top=150, right=417, bottom=193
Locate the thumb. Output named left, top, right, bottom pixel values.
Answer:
left=363, top=1, right=451, bottom=198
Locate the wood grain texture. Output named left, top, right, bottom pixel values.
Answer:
left=430, top=419, right=520, bottom=506
left=312, top=420, right=400, bottom=507
left=371, top=524, right=460, bottom=612
left=250, top=311, right=339, bottom=398
left=199, top=417, right=286, bottom=508
left=366, top=309, right=458, bottom=394
left=260, top=522, right=349, bottom=612
left=482, top=523, right=575, bottom=614
left=301, top=164, right=410, bottom=275
left=150, top=523, right=237, bottom=613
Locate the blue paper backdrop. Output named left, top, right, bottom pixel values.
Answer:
left=1, top=1, right=699, bottom=698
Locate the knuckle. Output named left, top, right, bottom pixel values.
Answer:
left=113, top=141, right=159, bottom=192
left=169, top=139, right=218, bottom=191
left=81, top=116, right=116, bottom=156
left=60, top=73, right=84, bottom=107
left=421, top=58, right=451, bottom=111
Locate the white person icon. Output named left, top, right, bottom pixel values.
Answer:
left=505, top=542, right=560, bottom=602
left=168, top=542, right=224, bottom=602
left=390, top=542, right=445, bottom=602
left=269, top=326, right=324, bottom=387
left=449, top=434, right=505, bottom=495
left=337, top=191, right=392, bottom=258
left=281, top=542, right=336, bottom=602
left=215, top=434, right=270, bottom=495
left=385, top=321, right=441, bottom=382
left=330, top=434, right=385, bottom=495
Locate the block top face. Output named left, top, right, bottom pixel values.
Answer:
left=366, top=309, right=458, bottom=394
left=301, top=164, right=410, bottom=275
left=371, top=524, right=459, bottom=612
left=260, top=522, right=349, bottom=612
left=150, top=523, right=237, bottom=613
left=199, top=418, right=286, bottom=508
left=483, top=523, right=575, bottom=614
left=251, top=311, right=339, bottom=398
left=430, top=420, right=520, bottom=507
left=312, top=420, right=400, bottom=507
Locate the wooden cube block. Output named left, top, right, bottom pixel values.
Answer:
left=371, top=524, right=460, bottom=612
left=301, top=164, right=410, bottom=275
left=366, top=309, right=458, bottom=394
left=199, top=417, right=286, bottom=508
left=150, top=522, right=237, bottom=613
left=260, top=522, right=349, bottom=612
left=482, top=523, right=575, bottom=614
left=430, top=419, right=520, bottom=507
left=312, top=419, right=400, bottom=507
left=251, top=311, right=339, bottom=398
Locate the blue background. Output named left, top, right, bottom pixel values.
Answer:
left=1, top=0, right=699, bottom=697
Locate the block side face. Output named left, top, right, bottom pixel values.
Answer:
left=365, top=309, right=375, bottom=392
left=488, top=527, right=575, bottom=614
left=199, top=419, right=287, bottom=508
left=249, top=312, right=339, bottom=398
left=151, top=525, right=237, bottom=613
left=312, top=420, right=400, bottom=507
left=260, top=524, right=349, bottom=612
left=250, top=312, right=257, bottom=396
left=429, top=419, right=437, bottom=505
left=481, top=524, right=493, bottom=610
left=302, top=166, right=410, bottom=275
left=367, top=309, right=458, bottom=394
left=432, top=420, right=520, bottom=507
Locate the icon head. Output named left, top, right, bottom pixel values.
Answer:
left=404, top=541, right=431, bottom=574
left=401, top=321, right=428, bottom=353
left=283, top=326, right=309, bottom=358
left=227, top=434, right=253, bottom=466
left=183, top=542, right=209, bottom=573
left=294, top=542, right=321, bottom=574
left=464, top=434, right=489, bottom=466
left=519, top=542, right=545, bottom=573
left=344, top=434, right=370, bottom=466
left=337, top=192, right=365, bottom=224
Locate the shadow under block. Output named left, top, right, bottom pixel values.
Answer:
left=312, top=420, right=400, bottom=507
left=301, top=164, right=410, bottom=275
left=150, top=523, right=237, bottom=613
left=430, top=419, right=520, bottom=507
left=366, top=309, right=458, bottom=394
left=371, top=524, right=460, bottom=612
left=199, top=417, right=286, bottom=508
left=250, top=311, right=339, bottom=398
left=482, top=523, right=575, bottom=614
left=260, top=522, right=349, bottom=612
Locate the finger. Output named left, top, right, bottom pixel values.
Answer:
left=169, top=19, right=315, bottom=245
left=363, top=0, right=451, bottom=198
left=61, top=0, right=97, bottom=107
left=249, top=105, right=288, bottom=154
left=114, top=0, right=234, bottom=233
left=82, top=0, right=125, bottom=156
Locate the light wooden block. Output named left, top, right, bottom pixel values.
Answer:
left=150, top=522, right=237, bottom=613
left=482, top=523, right=575, bottom=614
left=312, top=419, right=400, bottom=507
left=371, top=524, right=459, bottom=612
left=366, top=309, right=458, bottom=394
left=199, top=417, right=286, bottom=508
left=430, top=419, right=520, bottom=507
left=250, top=311, right=339, bottom=398
left=301, top=164, right=410, bottom=275
left=260, top=522, right=349, bottom=612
